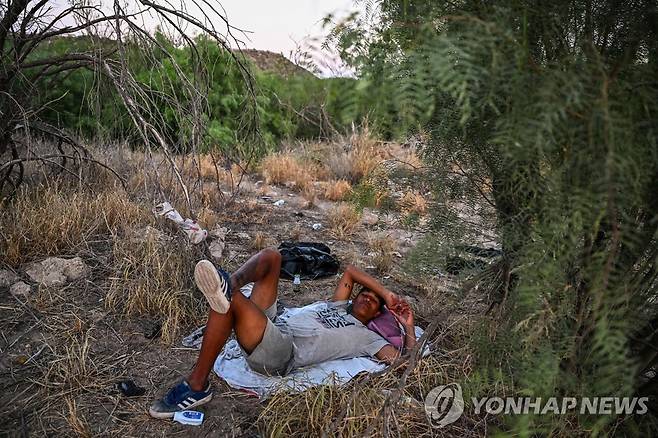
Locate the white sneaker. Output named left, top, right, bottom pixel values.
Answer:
left=194, top=260, right=231, bottom=313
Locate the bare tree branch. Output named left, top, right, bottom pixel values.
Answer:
left=1, top=0, right=258, bottom=207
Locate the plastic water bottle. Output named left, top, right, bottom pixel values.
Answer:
left=173, top=410, right=204, bottom=426
left=293, top=274, right=301, bottom=292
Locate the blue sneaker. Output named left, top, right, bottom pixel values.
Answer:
left=149, top=380, right=212, bottom=419
left=195, top=260, right=232, bottom=313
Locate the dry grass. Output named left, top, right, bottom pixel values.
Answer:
left=324, top=151, right=353, bottom=181
left=322, top=179, right=352, bottom=201
left=260, top=152, right=317, bottom=192
left=328, top=203, right=362, bottom=238
left=175, top=153, right=239, bottom=187
left=323, top=130, right=383, bottom=184
left=0, top=184, right=152, bottom=266
left=3, top=320, right=121, bottom=435
left=348, top=128, right=382, bottom=181
left=251, top=231, right=270, bottom=251
left=399, top=191, right=429, bottom=216
left=259, top=351, right=478, bottom=437
left=197, top=154, right=226, bottom=181
left=197, top=205, right=220, bottom=230
left=383, top=143, right=424, bottom=170
left=65, top=397, right=92, bottom=438
left=258, top=128, right=421, bottom=198
left=256, top=182, right=273, bottom=196
left=301, top=184, right=317, bottom=208
left=106, top=233, right=205, bottom=344
left=289, top=225, right=303, bottom=241
left=368, top=232, right=398, bottom=273
left=45, top=332, right=97, bottom=392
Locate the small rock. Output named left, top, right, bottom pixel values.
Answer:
left=210, top=226, right=228, bottom=240
left=0, top=355, right=12, bottom=372
left=25, top=256, right=88, bottom=287
left=361, top=210, right=379, bottom=226
left=142, top=225, right=164, bottom=241
left=10, top=281, right=32, bottom=299
left=0, top=269, right=19, bottom=288
left=209, top=240, right=225, bottom=262
left=273, top=200, right=285, bottom=207
left=142, top=321, right=162, bottom=340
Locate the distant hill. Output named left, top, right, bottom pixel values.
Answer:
left=237, top=49, right=315, bottom=78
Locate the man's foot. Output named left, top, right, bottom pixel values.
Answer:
left=149, top=380, right=213, bottom=419
left=195, top=260, right=232, bottom=313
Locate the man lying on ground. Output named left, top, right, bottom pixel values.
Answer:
left=149, top=248, right=416, bottom=418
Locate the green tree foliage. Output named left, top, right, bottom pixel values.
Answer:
left=29, top=34, right=362, bottom=157
left=335, top=0, right=658, bottom=435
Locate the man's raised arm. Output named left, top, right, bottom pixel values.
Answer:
left=332, top=264, right=399, bottom=306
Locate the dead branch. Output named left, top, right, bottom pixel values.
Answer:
left=1, top=0, right=258, bottom=209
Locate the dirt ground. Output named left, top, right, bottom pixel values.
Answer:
left=0, top=171, right=477, bottom=437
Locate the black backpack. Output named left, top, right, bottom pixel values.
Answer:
left=278, top=242, right=340, bottom=280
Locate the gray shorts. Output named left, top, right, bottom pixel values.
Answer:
left=243, top=301, right=294, bottom=376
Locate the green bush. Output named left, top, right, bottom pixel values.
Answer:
left=332, top=0, right=658, bottom=435
left=29, top=34, right=371, bottom=158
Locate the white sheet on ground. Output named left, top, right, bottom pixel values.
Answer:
left=213, top=301, right=426, bottom=399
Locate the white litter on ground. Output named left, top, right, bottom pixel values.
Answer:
left=153, top=201, right=207, bottom=244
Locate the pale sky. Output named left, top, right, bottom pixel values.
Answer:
left=49, top=0, right=366, bottom=75
left=218, top=0, right=357, bottom=54
left=216, top=0, right=364, bottom=75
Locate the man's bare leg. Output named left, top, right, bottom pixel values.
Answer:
left=187, top=249, right=281, bottom=391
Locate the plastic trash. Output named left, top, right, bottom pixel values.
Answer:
left=273, top=200, right=285, bottom=207
left=116, top=380, right=146, bottom=397
left=153, top=202, right=207, bottom=244
left=173, top=410, right=204, bottom=426
left=182, top=325, right=206, bottom=349
left=312, top=223, right=322, bottom=230
left=277, top=242, right=339, bottom=280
